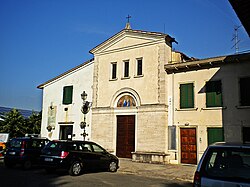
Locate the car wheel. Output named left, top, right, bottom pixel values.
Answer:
left=22, top=160, right=32, bottom=170
left=109, top=161, right=118, bottom=172
left=69, top=161, right=82, bottom=176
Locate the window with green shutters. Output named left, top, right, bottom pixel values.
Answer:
left=63, top=86, right=73, bottom=105
left=180, top=83, right=194, bottom=109
left=207, top=127, right=224, bottom=145
left=206, top=80, right=222, bottom=107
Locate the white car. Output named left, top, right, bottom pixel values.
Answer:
left=193, top=142, right=250, bottom=187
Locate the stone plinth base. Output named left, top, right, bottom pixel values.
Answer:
left=132, top=152, right=170, bottom=164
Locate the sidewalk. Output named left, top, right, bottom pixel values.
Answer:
left=118, top=159, right=196, bottom=182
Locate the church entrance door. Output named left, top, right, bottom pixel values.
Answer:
left=116, top=115, right=135, bottom=158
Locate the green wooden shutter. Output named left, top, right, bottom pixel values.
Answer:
left=207, top=127, right=224, bottom=145
left=63, top=86, right=73, bottom=105
left=180, top=83, right=194, bottom=109
left=206, top=81, right=222, bottom=107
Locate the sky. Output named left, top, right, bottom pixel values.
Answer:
left=0, top=0, right=250, bottom=111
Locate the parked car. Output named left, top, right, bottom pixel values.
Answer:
left=4, top=137, right=49, bottom=169
left=0, top=142, right=6, bottom=158
left=193, top=142, right=250, bottom=187
left=40, top=140, right=119, bottom=176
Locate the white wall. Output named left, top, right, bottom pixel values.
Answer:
left=40, top=61, right=94, bottom=140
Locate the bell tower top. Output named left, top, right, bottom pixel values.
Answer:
left=125, top=15, right=131, bottom=30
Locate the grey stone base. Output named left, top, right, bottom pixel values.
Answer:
left=132, top=152, right=170, bottom=164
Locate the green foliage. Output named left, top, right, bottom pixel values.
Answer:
left=25, top=111, right=42, bottom=135
left=0, top=109, right=41, bottom=138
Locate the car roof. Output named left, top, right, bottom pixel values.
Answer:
left=11, top=137, right=48, bottom=140
left=209, top=142, right=250, bottom=148
left=51, top=140, right=95, bottom=144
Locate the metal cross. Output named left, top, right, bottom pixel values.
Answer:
left=126, top=15, right=131, bottom=23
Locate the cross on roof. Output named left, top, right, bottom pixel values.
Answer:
left=126, top=15, right=131, bottom=23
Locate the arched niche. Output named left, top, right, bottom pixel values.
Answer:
left=117, top=95, right=136, bottom=107
left=111, top=87, right=141, bottom=108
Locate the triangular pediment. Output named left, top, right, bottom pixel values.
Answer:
left=106, top=35, right=156, bottom=51
left=90, top=29, right=174, bottom=55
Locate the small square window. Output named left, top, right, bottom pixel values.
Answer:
left=137, top=59, right=143, bottom=76
left=111, top=63, right=117, bottom=79
left=124, top=61, right=129, bottom=78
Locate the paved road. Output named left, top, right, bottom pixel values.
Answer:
left=0, top=159, right=194, bottom=187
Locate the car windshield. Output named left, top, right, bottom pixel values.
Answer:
left=9, top=139, right=22, bottom=148
left=205, top=147, right=250, bottom=181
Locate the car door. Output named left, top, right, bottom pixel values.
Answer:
left=28, top=140, right=43, bottom=163
left=91, top=143, right=110, bottom=169
left=78, top=143, right=99, bottom=170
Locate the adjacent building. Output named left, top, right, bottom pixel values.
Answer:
left=37, top=60, right=94, bottom=141
left=165, top=52, right=250, bottom=164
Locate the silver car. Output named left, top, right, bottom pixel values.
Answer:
left=193, top=142, right=250, bottom=187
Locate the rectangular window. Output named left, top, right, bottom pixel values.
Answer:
left=240, top=77, right=250, bottom=106
left=206, top=80, right=222, bottom=107
left=63, top=86, right=73, bottom=105
left=111, top=63, right=117, bottom=79
left=243, top=127, right=250, bottom=143
left=137, top=58, right=143, bottom=76
left=180, top=83, right=194, bottom=109
left=124, top=61, right=129, bottom=78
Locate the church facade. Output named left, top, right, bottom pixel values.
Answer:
left=38, top=24, right=250, bottom=165
left=89, top=26, right=176, bottom=163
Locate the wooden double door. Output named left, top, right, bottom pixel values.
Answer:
left=116, top=115, right=135, bottom=158
left=180, top=128, right=197, bottom=164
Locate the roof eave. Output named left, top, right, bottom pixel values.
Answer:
left=165, top=52, right=250, bottom=74
left=37, top=59, right=94, bottom=89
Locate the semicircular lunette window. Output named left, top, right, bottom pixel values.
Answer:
left=117, top=95, right=136, bottom=107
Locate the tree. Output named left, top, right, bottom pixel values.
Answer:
left=25, top=111, right=41, bottom=135
left=0, top=109, right=42, bottom=138
left=0, top=109, right=26, bottom=138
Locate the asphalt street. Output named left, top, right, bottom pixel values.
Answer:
left=0, top=158, right=195, bottom=187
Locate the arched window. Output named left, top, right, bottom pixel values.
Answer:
left=117, top=95, right=136, bottom=107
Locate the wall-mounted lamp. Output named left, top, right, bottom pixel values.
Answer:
left=81, top=91, right=88, bottom=101
left=46, top=125, right=55, bottom=132
left=50, top=102, right=54, bottom=110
